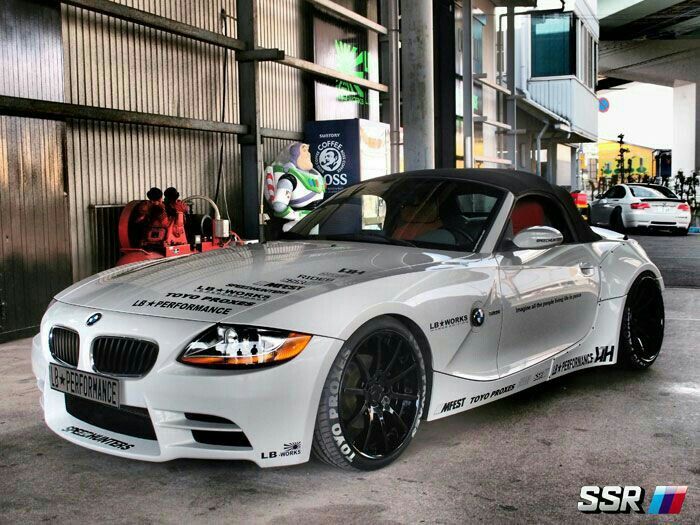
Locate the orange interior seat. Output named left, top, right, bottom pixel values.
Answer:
left=393, top=201, right=443, bottom=240
left=511, top=200, right=545, bottom=235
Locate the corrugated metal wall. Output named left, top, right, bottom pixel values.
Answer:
left=257, top=0, right=308, bottom=133
left=61, top=0, right=313, bottom=280
left=62, top=0, right=243, bottom=280
left=0, top=0, right=71, bottom=341
left=257, top=0, right=311, bottom=180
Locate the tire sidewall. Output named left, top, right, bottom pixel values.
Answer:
left=619, top=275, right=664, bottom=369
left=317, top=317, right=427, bottom=470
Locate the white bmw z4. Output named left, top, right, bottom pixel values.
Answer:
left=33, top=169, right=665, bottom=470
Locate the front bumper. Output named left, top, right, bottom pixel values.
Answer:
left=32, top=302, right=343, bottom=467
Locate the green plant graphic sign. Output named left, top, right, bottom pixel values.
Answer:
left=334, top=40, right=369, bottom=105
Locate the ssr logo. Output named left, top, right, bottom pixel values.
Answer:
left=579, top=486, right=645, bottom=513
left=579, top=485, right=689, bottom=514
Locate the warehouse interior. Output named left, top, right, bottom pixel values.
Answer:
left=1, top=0, right=599, bottom=341
left=0, top=0, right=401, bottom=342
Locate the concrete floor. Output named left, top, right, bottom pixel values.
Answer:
left=630, top=231, right=700, bottom=288
left=1, top=238, right=698, bottom=523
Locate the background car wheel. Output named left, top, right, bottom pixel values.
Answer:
left=312, top=317, right=427, bottom=470
left=618, top=274, right=664, bottom=369
left=610, top=208, right=625, bottom=232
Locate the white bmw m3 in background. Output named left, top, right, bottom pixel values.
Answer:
left=33, top=169, right=665, bottom=470
left=590, top=183, right=692, bottom=235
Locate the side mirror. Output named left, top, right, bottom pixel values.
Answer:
left=512, top=226, right=563, bottom=250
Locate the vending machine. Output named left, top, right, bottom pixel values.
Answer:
left=304, top=118, right=391, bottom=198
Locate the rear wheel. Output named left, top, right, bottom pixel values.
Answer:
left=674, top=227, right=689, bottom=236
left=610, top=208, right=625, bottom=232
left=618, top=274, right=664, bottom=369
left=312, top=317, right=427, bottom=470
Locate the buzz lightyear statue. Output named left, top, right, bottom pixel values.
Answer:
left=264, top=142, right=326, bottom=231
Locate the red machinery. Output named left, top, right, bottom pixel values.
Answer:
left=116, top=195, right=242, bottom=266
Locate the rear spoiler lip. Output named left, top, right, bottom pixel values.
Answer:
left=639, top=198, right=683, bottom=203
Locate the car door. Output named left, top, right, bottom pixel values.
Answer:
left=591, top=186, right=625, bottom=225
left=495, top=195, right=601, bottom=377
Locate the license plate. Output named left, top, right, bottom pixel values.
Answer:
left=49, top=363, right=120, bottom=408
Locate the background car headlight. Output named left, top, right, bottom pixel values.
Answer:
left=178, top=325, right=312, bottom=368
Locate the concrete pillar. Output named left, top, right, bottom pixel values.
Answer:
left=672, top=81, right=698, bottom=175
left=546, top=142, right=556, bottom=184
left=401, top=0, right=435, bottom=170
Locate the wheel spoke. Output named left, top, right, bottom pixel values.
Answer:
left=389, top=391, right=418, bottom=401
left=385, top=344, right=401, bottom=375
left=354, top=355, right=370, bottom=383
left=386, top=406, right=408, bottom=434
left=343, top=387, right=365, bottom=397
left=374, top=335, right=383, bottom=373
left=378, top=412, right=390, bottom=453
left=388, top=362, right=417, bottom=384
left=362, top=409, right=375, bottom=451
left=347, top=402, right=369, bottom=429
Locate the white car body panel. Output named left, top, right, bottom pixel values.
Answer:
left=33, top=177, right=663, bottom=467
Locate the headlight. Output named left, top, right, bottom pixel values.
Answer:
left=178, top=325, right=312, bottom=369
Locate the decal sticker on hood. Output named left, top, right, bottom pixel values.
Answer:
left=55, top=241, right=476, bottom=323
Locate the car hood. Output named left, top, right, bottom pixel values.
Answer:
left=56, top=240, right=463, bottom=324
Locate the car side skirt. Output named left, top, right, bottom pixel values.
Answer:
left=426, top=295, right=624, bottom=421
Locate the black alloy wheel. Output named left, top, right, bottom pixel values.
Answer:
left=618, top=274, right=665, bottom=369
left=313, top=317, right=426, bottom=470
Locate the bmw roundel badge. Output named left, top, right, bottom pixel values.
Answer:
left=470, top=307, right=485, bottom=327
left=86, top=313, right=102, bottom=326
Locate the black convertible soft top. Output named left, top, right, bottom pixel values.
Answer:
left=376, top=168, right=601, bottom=243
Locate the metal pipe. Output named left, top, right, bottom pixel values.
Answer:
left=388, top=0, right=401, bottom=172
left=536, top=121, right=548, bottom=177
left=184, top=195, right=222, bottom=220
left=462, top=0, right=474, bottom=168
left=505, top=6, right=517, bottom=169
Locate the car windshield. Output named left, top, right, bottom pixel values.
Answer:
left=629, top=185, right=678, bottom=199
left=284, top=178, right=505, bottom=252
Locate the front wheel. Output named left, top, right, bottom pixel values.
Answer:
left=618, top=274, right=664, bottom=369
left=312, top=317, right=427, bottom=470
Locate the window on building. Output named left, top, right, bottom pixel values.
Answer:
left=531, top=13, right=575, bottom=77
left=473, top=15, right=486, bottom=75
left=577, top=21, right=597, bottom=90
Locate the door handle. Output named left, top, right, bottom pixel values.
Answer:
left=579, top=263, right=596, bottom=276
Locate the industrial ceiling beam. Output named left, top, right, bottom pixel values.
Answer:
left=63, top=0, right=246, bottom=51
left=0, top=95, right=248, bottom=134
left=280, top=55, right=389, bottom=93
left=306, top=0, right=388, bottom=35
